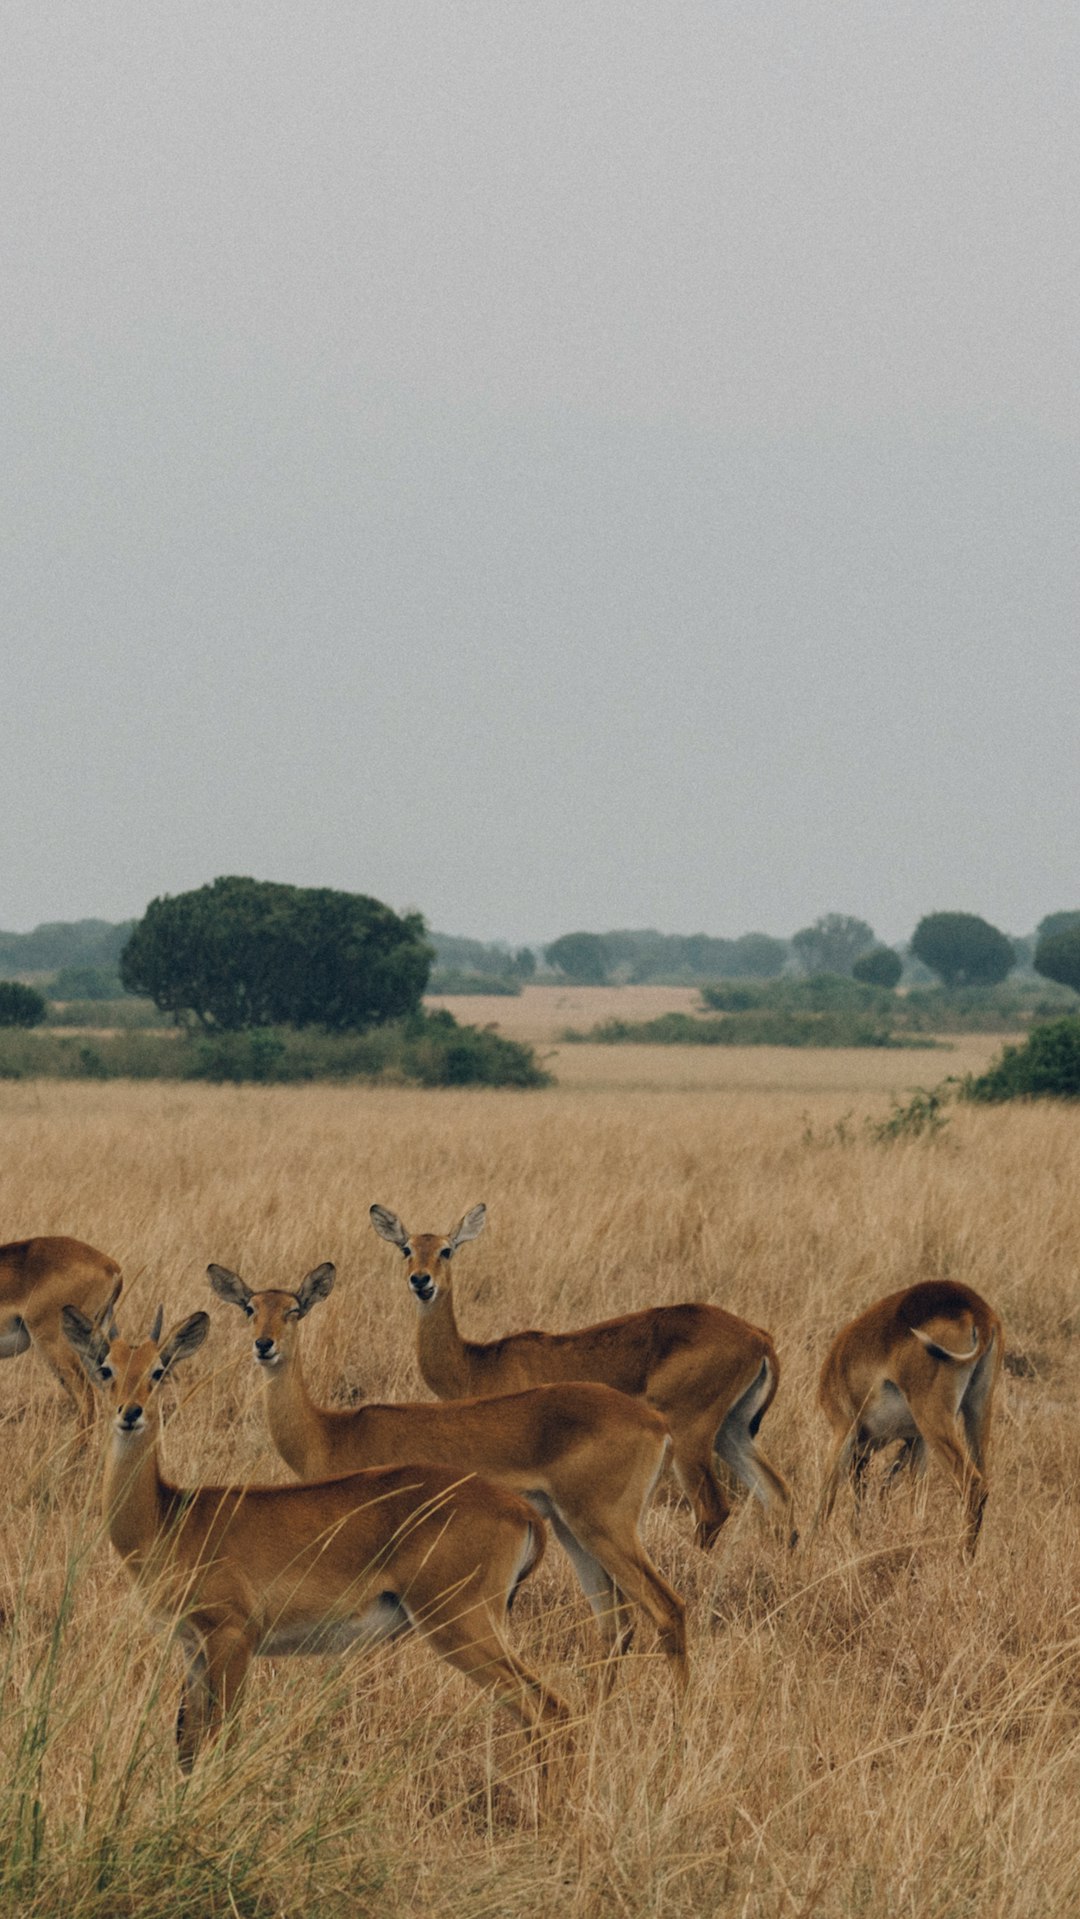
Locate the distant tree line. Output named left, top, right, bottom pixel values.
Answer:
left=7, top=900, right=1080, bottom=1009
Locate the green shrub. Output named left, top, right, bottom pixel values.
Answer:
left=426, top=970, right=521, bottom=996
left=852, top=947, right=903, bottom=989
left=562, top=1008, right=935, bottom=1050
left=0, top=1010, right=547, bottom=1087
left=0, top=981, right=46, bottom=1027
left=868, top=1086, right=952, bottom=1141
left=965, top=1017, right=1080, bottom=1101
left=699, top=981, right=770, bottom=1012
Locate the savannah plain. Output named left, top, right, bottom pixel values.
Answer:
left=2, top=993, right=1078, bottom=1917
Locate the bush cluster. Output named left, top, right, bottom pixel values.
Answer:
left=0, top=981, right=46, bottom=1027
left=0, top=1010, right=548, bottom=1088
left=563, top=1007, right=934, bottom=1050
left=965, top=1018, right=1080, bottom=1102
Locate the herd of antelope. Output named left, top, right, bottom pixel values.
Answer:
left=0, top=1210, right=1003, bottom=1775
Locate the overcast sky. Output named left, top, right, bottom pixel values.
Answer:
left=2, top=3, right=1077, bottom=946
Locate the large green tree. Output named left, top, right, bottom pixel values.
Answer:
left=121, top=877, right=432, bottom=1031
left=910, top=912, right=1015, bottom=988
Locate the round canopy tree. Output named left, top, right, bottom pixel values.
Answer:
left=1034, top=926, right=1080, bottom=996
left=121, top=877, right=432, bottom=1030
left=852, top=946, right=902, bottom=989
left=910, top=912, right=1015, bottom=989
left=544, top=932, right=611, bottom=984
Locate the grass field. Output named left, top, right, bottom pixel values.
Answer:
left=1, top=1059, right=1077, bottom=1916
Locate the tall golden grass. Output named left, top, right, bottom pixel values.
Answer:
left=0, top=1072, right=1078, bottom=1916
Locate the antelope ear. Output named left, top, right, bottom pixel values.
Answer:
left=158, top=1312, right=211, bottom=1372
left=61, top=1305, right=109, bottom=1378
left=207, top=1264, right=254, bottom=1311
left=92, top=1276, right=123, bottom=1337
left=295, top=1263, right=336, bottom=1317
left=448, top=1203, right=486, bottom=1251
left=370, top=1206, right=408, bottom=1249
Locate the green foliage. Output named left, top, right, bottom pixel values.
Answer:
left=428, top=931, right=536, bottom=982
left=563, top=1004, right=935, bottom=1049
left=892, top=979, right=1074, bottom=1032
left=426, top=969, right=521, bottom=996
left=699, top=981, right=770, bottom=1011
left=544, top=931, right=611, bottom=983
left=1036, top=911, right=1080, bottom=945
left=703, top=973, right=889, bottom=1015
left=0, top=917, right=134, bottom=973
left=852, top=946, right=902, bottom=989
left=910, top=912, right=1015, bottom=988
left=1033, top=926, right=1080, bottom=995
left=49, top=964, right=127, bottom=1001
left=600, top=928, right=788, bottom=982
left=868, top=1086, right=952, bottom=1141
left=965, top=1018, right=1080, bottom=1101
left=0, top=981, right=46, bottom=1027
left=790, top=914, right=876, bottom=977
left=121, top=876, right=432, bottom=1032
left=701, top=972, right=1070, bottom=1035
left=0, top=1010, right=547, bottom=1087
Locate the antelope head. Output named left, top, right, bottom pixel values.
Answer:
left=62, top=1289, right=209, bottom=1437
left=208, top=1262, right=336, bottom=1366
left=370, top=1203, right=487, bottom=1308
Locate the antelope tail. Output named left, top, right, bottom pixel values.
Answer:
left=910, top=1325, right=979, bottom=1363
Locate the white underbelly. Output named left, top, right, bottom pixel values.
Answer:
left=258, top=1595, right=411, bottom=1658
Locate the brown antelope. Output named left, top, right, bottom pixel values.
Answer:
left=370, top=1203, right=794, bottom=1551
left=61, top=1285, right=569, bottom=1771
left=208, top=1260, right=687, bottom=1690
left=0, top=1236, right=122, bottom=1425
left=817, top=1280, right=1003, bottom=1557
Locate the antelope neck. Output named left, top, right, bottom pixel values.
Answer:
left=415, top=1286, right=472, bottom=1398
left=259, top=1333, right=339, bottom=1478
left=103, top=1419, right=170, bottom=1567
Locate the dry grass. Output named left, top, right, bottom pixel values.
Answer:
left=1, top=1069, right=1078, bottom=1916
left=424, top=982, right=707, bottom=1041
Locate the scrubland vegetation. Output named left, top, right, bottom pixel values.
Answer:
left=562, top=976, right=1077, bottom=1050
left=0, top=1011, right=546, bottom=1089
left=1, top=1063, right=1078, bottom=1917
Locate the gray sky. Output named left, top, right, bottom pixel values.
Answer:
left=2, top=2, right=1077, bottom=947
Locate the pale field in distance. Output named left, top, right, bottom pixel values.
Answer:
left=1, top=1062, right=1078, bottom=1917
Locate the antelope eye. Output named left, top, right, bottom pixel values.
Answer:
left=438, top=1247, right=451, bottom=1261
left=401, top=1246, right=412, bottom=1259
left=150, top=1366, right=166, bottom=1383
left=242, top=1303, right=255, bottom=1319
left=98, top=1362, right=113, bottom=1381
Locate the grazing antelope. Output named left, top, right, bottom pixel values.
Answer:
left=817, top=1280, right=1003, bottom=1557
left=61, top=1285, right=569, bottom=1771
left=370, top=1203, right=794, bottom=1551
left=0, top=1237, right=122, bottom=1426
left=208, top=1260, right=687, bottom=1690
